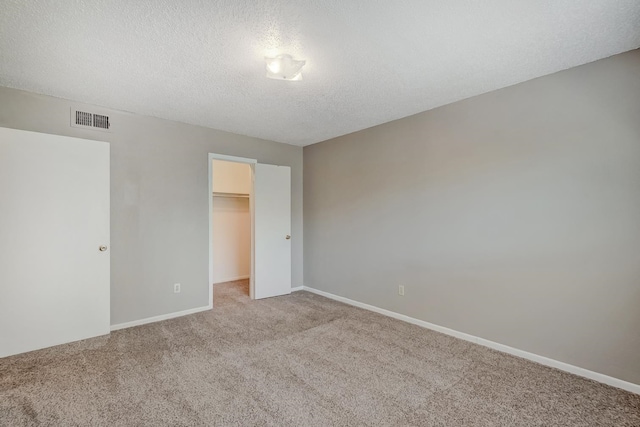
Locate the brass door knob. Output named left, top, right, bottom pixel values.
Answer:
left=99, top=245, right=108, bottom=252
left=285, top=235, right=291, bottom=240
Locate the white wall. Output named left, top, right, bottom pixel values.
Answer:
left=212, top=198, right=251, bottom=283
left=212, top=161, right=251, bottom=283
left=304, top=50, right=640, bottom=385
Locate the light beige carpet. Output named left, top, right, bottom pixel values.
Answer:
left=1, top=280, right=639, bottom=426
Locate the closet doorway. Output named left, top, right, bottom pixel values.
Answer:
left=210, top=155, right=253, bottom=302
left=208, top=153, right=292, bottom=305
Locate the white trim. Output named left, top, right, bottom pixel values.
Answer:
left=213, top=275, right=250, bottom=284
left=291, top=286, right=304, bottom=292
left=208, top=153, right=257, bottom=307
left=301, top=286, right=640, bottom=395
left=110, top=305, right=212, bottom=331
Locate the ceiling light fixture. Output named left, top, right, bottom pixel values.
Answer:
left=265, top=54, right=306, bottom=81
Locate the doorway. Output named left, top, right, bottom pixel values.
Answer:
left=208, top=153, right=293, bottom=306
left=209, top=154, right=255, bottom=305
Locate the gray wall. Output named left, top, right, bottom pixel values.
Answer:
left=304, top=50, right=640, bottom=384
left=0, top=86, right=303, bottom=325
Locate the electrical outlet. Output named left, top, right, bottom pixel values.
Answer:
left=398, top=285, right=405, bottom=296
left=174, top=283, right=181, bottom=293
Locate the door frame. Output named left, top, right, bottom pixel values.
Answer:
left=208, top=153, right=257, bottom=305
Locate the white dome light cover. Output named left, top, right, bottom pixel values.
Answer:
left=265, top=54, right=306, bottom=81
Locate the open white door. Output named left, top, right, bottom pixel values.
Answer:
left=254, top=163, right=291, bottom=299
left=0, top=127, right=110, bottom=357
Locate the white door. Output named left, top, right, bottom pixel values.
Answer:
left=254, top=163, right=291, bottom=299
left=0, top=127, right=110, bottom=358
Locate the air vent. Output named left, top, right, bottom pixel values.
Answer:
left=70, top=107, right=112, bottom=132
left=93, top=114, right=110, bottom=129
left=76, top=111, right=92, bottom=127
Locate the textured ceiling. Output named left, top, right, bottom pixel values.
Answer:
left=1, top=1, right=639, bottom=146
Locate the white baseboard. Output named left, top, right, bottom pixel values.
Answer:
left=110, top=304, right=212, bottom=331
left=301, top=286, right=640, bottom=395
left=291, top=286, right=304, bottom=292
left=213, top=275, right=250, bottom=284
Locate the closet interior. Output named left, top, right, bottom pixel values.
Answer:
left=212, top=159, right=252, bottom=296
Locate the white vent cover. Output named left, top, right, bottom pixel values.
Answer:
left=70, top=107, right=112, bottom=132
